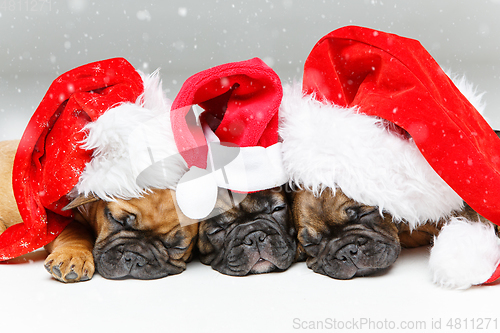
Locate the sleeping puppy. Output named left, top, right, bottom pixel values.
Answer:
left=0, top=140, right=198, bottom=282
left=291, top=187, right=490, bottom=279
left=197, top=186, right=297, bottom=276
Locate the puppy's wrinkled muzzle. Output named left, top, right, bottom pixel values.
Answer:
left=312, top=232, right=400, bottom=280
left=212, top=219, right=296, bottom=276
left=94, top=238, right=185, bottom=280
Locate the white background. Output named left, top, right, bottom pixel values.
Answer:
left=1, top=1, right=500, bottom=332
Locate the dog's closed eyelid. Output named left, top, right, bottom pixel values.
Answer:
left=105, top=208, right=119, bottom=224
left=206, top=226, right=224, bottom=236
left=169, top=245, right=189, bottom=251
left=105, top=208, right=136, bottom=228
left=272, top=203, right=287, bottom=213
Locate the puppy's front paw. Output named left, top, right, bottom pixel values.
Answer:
left=44, top=248, right=95, bottom=283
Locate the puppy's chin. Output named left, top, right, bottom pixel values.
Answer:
left=93, top=232, right=189, bottom=280
left=307, top=230, right=400, bottom=280
left=249, top=259, right=277, bottom=274
left=212, top=255, right=283, bottom=276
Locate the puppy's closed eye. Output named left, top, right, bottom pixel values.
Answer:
left=206, top=225, right=224, bottom=236
left=105, top=208, right=136, bottom=229
left=272, top=203, right=287, bottom=213
left=344, top=206, right=378, bottom=223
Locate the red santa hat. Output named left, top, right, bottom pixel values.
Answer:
left=0, top=58, right=186, bottom=261
left=170, top=58, right=288, bottom=219
left=279, top=26, right=500, bottom=288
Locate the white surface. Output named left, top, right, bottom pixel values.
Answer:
left=1, top=247, right=499, bottom=333
left=2, top=2, right=500, bottom=333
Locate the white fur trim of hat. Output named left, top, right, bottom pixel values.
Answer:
left=76, top=70, right=188, bottom=200
left=279, top=74, right=485, bottom=229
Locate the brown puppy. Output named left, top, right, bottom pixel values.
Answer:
left=291, top=187, right=491, bottom=279
left=0, top=141, right=21, bottom=234
left=197, top=186, right=297, bottom=276
left=0, top=140, right=198, bottom=282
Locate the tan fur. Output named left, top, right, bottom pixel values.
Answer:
left=0, top=140, right=23, bottom=233
left=0, top=140, right=197, bottom=282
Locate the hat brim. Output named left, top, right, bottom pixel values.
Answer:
left=302, top=26, right=500, bottom=225
left=0, top=58, right=143, bottom=260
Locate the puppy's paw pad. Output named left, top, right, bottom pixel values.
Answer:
left=51, top=264, right=62, bottom=278
left=64, top=266, right=79, bottom=281
left=44, top=250, right=95, bottom=283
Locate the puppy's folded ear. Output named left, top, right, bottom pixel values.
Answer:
left=62, top=193, right=100, bottom=211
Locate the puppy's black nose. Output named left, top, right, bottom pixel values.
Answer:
left=335, top=243, right=358, bottom=263
left=123, top=251, right=147, bottom=269
left=243, top=231, right=268, bottom=246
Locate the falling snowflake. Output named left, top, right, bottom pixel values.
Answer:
left=178, top=7, right=187, bottom=17
left=137, top=10, right=152, bottom=21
